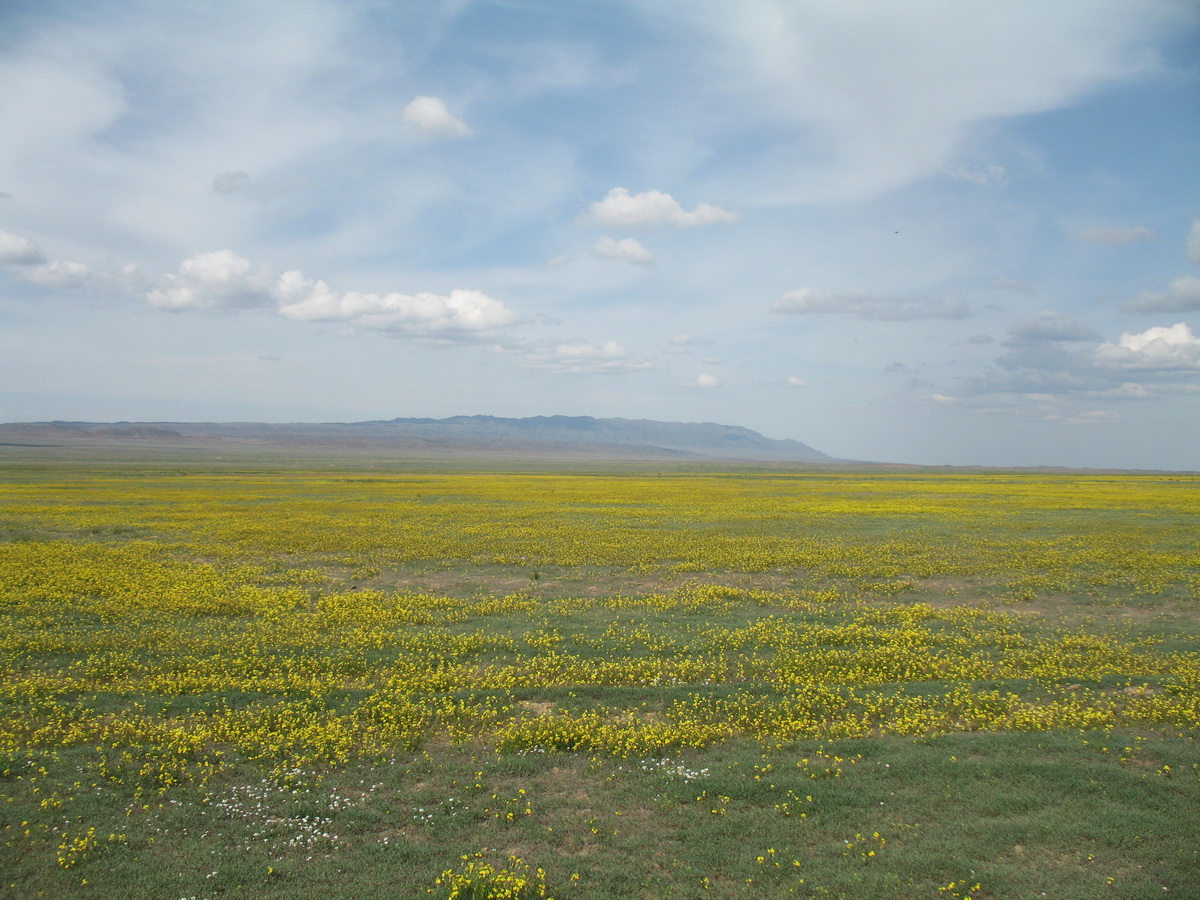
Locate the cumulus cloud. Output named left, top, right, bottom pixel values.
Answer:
left=517, top=340, right=651, bottom=374
left=590, top=236, right=654, bottom=265
left=772, top=288, right=968, bottom=321
left=1094, top=323, right=1200, bottom=371
left=1, top=234, right=154, bottom=297
left=586, top=188, right=737, bottom=228
left=140, top=250, right=520, bottom=340
left=1005, top=313, right=1101, bottom=343
left=401, top=96, right=472, bottom=138
left=24, top=260, right=92, bottom=288
left=1076, top=225, right=1156, bottom=245
left=1119, top=224, right=1200, bottom=312
left=0, top=230, right=46, bottom=265
left=146, top=250, right=275, bottom=310
left=274, top=271, right=518, bottom=337
left=694, top=373, right=720, bottom=388
left=1121, top=275, right=1200, bottom=313
left=945, top=322, right=1200, bottom=405
left=786, top=376, right=807, bottom=387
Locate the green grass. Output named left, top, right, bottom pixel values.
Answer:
left=4, top=733, right=1196, bottom=898
left=1, top=448, right=1197, bottom=898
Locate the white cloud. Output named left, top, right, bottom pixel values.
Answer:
left=140, top=250, right=519, bottom=340
left=24, top=260, right=92, bottom=288
left=786, top=376, right=807, bottom=387
left=0, top=2, right=368, bottom=262
left=1119, top=223, right=1200, bottom=312
left=1094, top=323, right=1200, bottom=371
left=590, top=236, right=655, bottom=265
left=15, top=238, right=523, bottom=342
left=953, top=323, right=1200, bottom=405
left=0, top=230, right=107, bottom=290
left=401, top=96, right=472, bottom=139
left=1076, top=225, right=1156, bottom=245
left=586, top=187, right=738, bottom=228
left=634, top=0, right=1186, bottom=204
left=517, top=340, right=651, bottom=374
left=772, top=288, right=968, bottom=321
left=274, top=271, right=518, bottom=337
left=695, top=373, right=720, bottom=388
left=146, top=250, right=275, bottom=311
left=664, top=334, right=696, bottom=355
left=0, top=230, right=45, bottom=265
left=1121, top=275, right=1200, bottom=313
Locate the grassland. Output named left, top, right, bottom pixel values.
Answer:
left=1, top=446, right=1197, bottom=898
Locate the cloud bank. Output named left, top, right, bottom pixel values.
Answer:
left=950, top=321, right=1200, bottom=407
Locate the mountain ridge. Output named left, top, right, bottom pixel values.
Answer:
left=0, top=415, right=834, bottom=462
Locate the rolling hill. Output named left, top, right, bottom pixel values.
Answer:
left=0, top=415, right=835, bottom=462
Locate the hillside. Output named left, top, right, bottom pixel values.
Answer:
left=0, top=415, right=833, bottom=462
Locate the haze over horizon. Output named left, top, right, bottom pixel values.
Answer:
left=2, top=1, right=1198, bottom=469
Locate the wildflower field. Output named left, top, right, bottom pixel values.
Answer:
left=1, top=446, right=1198, bottom=898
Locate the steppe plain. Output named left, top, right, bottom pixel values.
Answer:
left=1, top=437, right=1197, bottom=899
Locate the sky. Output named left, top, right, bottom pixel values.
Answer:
left=1, top=0, right=1198, bottom=469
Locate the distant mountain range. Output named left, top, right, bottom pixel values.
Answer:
left=0, top=415, right=835, bottom=462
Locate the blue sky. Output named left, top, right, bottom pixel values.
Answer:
left=1, top=0, right=1198, bottom=468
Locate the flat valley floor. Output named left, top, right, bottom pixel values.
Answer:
left=1, top=443, right=1197, bottom=898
